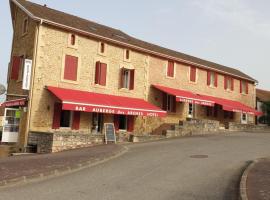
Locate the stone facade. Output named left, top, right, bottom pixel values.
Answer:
left=225, top=122, right=270, bottom=132
left=5, top=1, right=258, bottom=153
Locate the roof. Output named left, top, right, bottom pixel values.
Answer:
left=47, top=86, right=166, bottom=117
left=13, top=0, right=256, bottom=82
left=256, top=89, right=270, bottom=102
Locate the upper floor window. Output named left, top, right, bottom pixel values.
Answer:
left=100, top=42, right=105, bottom=54
left=224, top=76, right=234, bottom=91
left=70, top=34, right=76, bottom=46
left=162, top=93, right=176, bottom=113
left=167, top=61, right=175, bottom=78
left=119, top=68, right=135, bottom=90
left=22, top=17, right=28, bottom=35
left=95, top=61, right=107, bottom=86
left=64, top=55, right=78, bottom=81
left=207, top=71, right=218, bottom=87
left=240, top=80, right=248, bottom=94
left=10, top=56, right=22, bottom=80
left=190, top=67, right=197, bottom=82
left=124, top=49, right=131, bottom=62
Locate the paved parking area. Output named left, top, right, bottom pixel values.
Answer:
left=1, top=132, right=270, bottom=200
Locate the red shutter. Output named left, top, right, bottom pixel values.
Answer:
left=162, top=93, right=167, bottom=110
left=171, top=96, right=176, bottom=113
left=127, top=115, right=134, bottom=132
left=114, top=115, right=119, bottom=131
left=224, top=76, right=228, bottom=90
left=119, top=68, right=124, bottom=89
left=95, top=61, right=100, bottom=84
left=240, top=80, right=242, bottom=93
left=72, top=111, right=80, bottom=130
left=231, top=78, right=234, bottom=91
left=129, top=69, right=135, bottom=90
left=52, top=102, right=62, bottom=129
left=246, top=82, right=249, bottom=94
left=11, top=56, right=21, bottom=80
left=99, top=63, right=107, bottom=86
left=64, top=55, right=78, bottom=81
left=214, top=73, right=218, bottom=87
left=207, top=71, right=211, bottom=86
left=190, top=67, right=196, bottom=82
left=167, top=61, right=174, bottom=77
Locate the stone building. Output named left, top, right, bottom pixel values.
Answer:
left=1, top=0, right=260, bottom=152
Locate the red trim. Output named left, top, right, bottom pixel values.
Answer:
left=64, top=55, right=78, bottom=81
left=11, top=56, right=21, bottom=80
left=47, top=86, right=166, bottom=117
left=129, top=69, right=135, bottom=90
left=2, top=98, right=27, bottom=107
left=214, top=73, right=218, bottom=87
left=190, top=67, right=196, bottom=82
left=99, top=63, right=107, bottom=86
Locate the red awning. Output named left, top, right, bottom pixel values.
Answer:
left=153, top=85, right=215, bottom=107
left=47, top=86, right=166, bottom=117
left=2, top=98, right=27, bottom=107
left=153, top=84, right=261, bottom=116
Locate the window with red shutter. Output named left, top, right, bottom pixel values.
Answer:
left=64, top=55, right=78, bottom=81
left=214, top=73, right=218, bottom=87
left=72, top=111, right=80, bottom=130
left=231, top=78, right=234, bottom=91
left=240, top=80, right=243, bottom=93
left=162, top=93, right=167, bottom=111
left=114, top=115, right=120, bottom=131
left=129, top=69, right=135, bottom=90
left=167, top=61, right=174, bottom=77
left=207, top=71, right=211, bottom=86
left=127, top=116, right=134, bottom=132
left=52, top=102, right=62, bottom=129
left=224, top=76, right=228, bottom=90
left=190, top=67, right=196, bottom=82
left=119, top=68, right=135, bottom=90
left=11, top=56, right=21, bottom=80
left=95, top=61, right=107, bottom=86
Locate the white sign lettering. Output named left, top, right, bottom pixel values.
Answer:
left=22, top=59, right=32, bottom=90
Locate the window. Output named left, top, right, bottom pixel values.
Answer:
left=190, top=67, right=197, bottom=82
left=224, top=111, right=234, bottom=119
left=60, top=110, right=72, bottom=128
left=162, top=93, right=176, bottom=112
left=100, top=42, right=105, bottom=54
left=10, top=56, right=22, bottom=80
left=64, top=55, right=78, bottom=81
left=125, top=50, right=130, bottom=60
left=70, top=34, right=76, bottom=46
left=119, top=68, right=135, bottom=90
left=188, top=103, right=194, bottom=117
left=95, top=61, right=107, bottom=86
left=206, top=105, right=219, bottom=118
left=52, top=103, right=80, bottom=130
left=92, top=113, right=103, bottom=133
left=22, top=18, right=28, bottom=35
left=240, top=80, right=248, bottom=94
left=207, top=71, right=218, bottom=87
left=114, top=115, right=134, bottom=132
left=167, top=61, right=175, bottom=78
left=224, top=76, right=234, bottom=91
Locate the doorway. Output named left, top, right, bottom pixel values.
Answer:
left=92, top=113, right=103, bottom=134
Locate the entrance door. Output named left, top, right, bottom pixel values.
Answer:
left=1, top=108, right=21, bottom=143
left=92, top=113, right=103, bottom=134
left=188, top=103, right=194, bottom=118
left=241, top=113, right=248, bottom=124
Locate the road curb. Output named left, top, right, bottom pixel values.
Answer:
left=239, top=159, right=259, bottom=200
left=0, top=145, right=128, bottom=189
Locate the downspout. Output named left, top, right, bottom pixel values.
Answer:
left=23, top=20, right=42, bottom=150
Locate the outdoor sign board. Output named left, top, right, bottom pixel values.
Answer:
left=104, top=123, right=116, bottom=144
left=22, top=59, right=32, bottom=90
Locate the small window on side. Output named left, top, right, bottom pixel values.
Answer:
left=126, top=50, right=130, bottom=60
left=22, top=18, right=28, bottom=35
left=100, top=42, right=105, bottom=54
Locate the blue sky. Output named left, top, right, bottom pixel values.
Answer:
left=0, top=0, right=270, bottom=102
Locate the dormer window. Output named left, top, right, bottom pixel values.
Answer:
left=22, top=17, right=28, bottom=35
left=70, top=34, right=76, bottom=46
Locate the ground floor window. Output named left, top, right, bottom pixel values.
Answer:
left=114, top=115, right=134, bottom=132
left=60, top=110, right=72, bottom=127
left=162, top=93, right=176, bottom=113
left=92, top=113, right=104, bottom=133
left=206, top=105, right=219, bottom=118
left=224, top=111, right=234, bottom=119
left=241, top=113, right=248, bottom=124
left=188, top=103, right=194, bottom=117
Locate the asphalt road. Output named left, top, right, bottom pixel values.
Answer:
left=1, top=132, right=270, bottom=200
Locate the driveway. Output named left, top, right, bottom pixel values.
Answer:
left=1, top=132, right=270, bottom=200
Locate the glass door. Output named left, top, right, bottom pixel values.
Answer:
left=1, top=108, right=21, bottom=143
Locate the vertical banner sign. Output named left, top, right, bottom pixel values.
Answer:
left=22, top=59, right=32, bottom=90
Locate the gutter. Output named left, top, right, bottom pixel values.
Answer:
left=11, top=0, right=257, bottom=84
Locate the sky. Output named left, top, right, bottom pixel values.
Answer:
left=0, top=0, right=270, bottom=102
